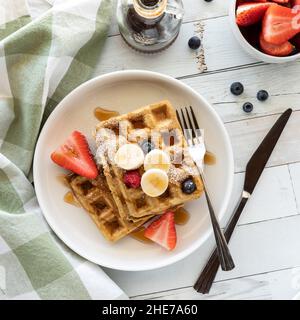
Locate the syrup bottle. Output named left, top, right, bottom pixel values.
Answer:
left=117, top=0, right=184, bottom=53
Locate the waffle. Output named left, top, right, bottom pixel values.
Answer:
left=94, top=100, right=204, bottom=222
left=66, top=172, right=149, bottom=242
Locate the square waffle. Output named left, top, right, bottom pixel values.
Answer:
left=66, top=171, right=149, bottom=242
left=94, top=100, right=204, bottom=222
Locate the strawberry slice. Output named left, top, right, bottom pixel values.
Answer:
left=262, top=4, right=300, bottom=45
left=51, top=131, right=98, bottom=179
left=144, top=211, right=177, bottom=251
left=236, top=2, right=273, bottom=27
left=272, top=0, right=290, bottom=3
left=260, top=33, right=295, bottom=56
left=292, top=0, right=300, bottom=7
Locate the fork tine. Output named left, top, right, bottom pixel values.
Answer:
left=185, top=107, right=196, bottom=139
left=176, top=110, right=183, bottom=131
left=180, top=109, right=192, bottom=141
left=190, top=106, right=200, bottom=131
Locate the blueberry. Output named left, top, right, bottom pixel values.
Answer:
left=230, top=82, right=244, bottom=96
left=257, top=90, right=269, bottom=102
left=182, top=178, right=197, bottom=194
left=140, top=140, right=155, bottom=154
left=188, top=36, right=201, bottom=50
left=243, top=102, right=253, bottom=113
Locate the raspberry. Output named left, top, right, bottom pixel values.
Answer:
left=123, top=170, right=141, bottom=188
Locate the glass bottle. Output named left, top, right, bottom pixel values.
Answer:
left=117, top=0, right=184, bottom=53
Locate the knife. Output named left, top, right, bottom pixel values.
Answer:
left=194, top=108, right=293, bottom=294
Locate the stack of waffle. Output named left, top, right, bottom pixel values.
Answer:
left=69, top=100, right=204, bottom=242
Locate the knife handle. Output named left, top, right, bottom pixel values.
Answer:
left=193, top=193, right=249, bottom=294
left=224, top=194, right=249, bottom=241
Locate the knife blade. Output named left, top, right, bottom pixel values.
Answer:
left=244, top=108, right=292, bottom=195
left=194, top=108, right=293, bottom=294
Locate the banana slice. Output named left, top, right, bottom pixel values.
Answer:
left=141, top=169, right=169, bottom=197
left=144, top=149, right=171, bottom=172
left=114, top=144, right=144, bottom=170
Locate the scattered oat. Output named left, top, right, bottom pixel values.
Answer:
left=194, top=21, right=207, bottom=73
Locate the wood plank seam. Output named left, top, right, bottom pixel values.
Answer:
left=130, top=265, right=300, bottom=299
left=287, top=165, right=300, bottom=215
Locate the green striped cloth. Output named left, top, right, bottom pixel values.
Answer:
left=0, top=0, right=127, bottom=300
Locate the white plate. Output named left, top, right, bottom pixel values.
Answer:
left=34, top=70, right=234, bottom=271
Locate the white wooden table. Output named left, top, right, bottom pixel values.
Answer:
left=92, top=0, right=300, bottom=300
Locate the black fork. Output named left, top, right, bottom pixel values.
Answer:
left=177, top=106, right=235, bottom=272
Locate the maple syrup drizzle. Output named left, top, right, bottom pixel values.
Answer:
left=94, top=107, right=119, bottom=121
left=174, top=207, right=190, bottom=225
left=57, top=174, right=81, bottom=208
left=204, top=151, right=216, bottom=165
left=130, top=227, right=153, bottom=244
left=57, top=174, right=70, bottom=187
left=63, top=191, right=81, bottom=208
left=130, top=208, right=190, bottom=244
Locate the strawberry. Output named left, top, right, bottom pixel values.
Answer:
left=236, top=2, right=273, bottom=27
left=51, top=131, right=98, bottom=179
left=260, top=33, right=295, bottom=55
left=292, top=0, right=300, bottom=6
left=144, top=211, right=177, bottom=251
left=262, top=4, right=300, bottom=44
left=272, top=0, right=290, bottom=3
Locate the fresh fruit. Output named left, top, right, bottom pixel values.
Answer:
left=236, top=2, right=273, bottom=27
left=144, top=149, right=171, bottom=172
left=141, top=168, right=169, bottom=197
left=292, top=0, right=300, bottom=7
left=243, top=102, right=254, bottom=113
left=257, top=89, right=269, bottom=101
left=188, top=36, right=201, bottom=50
left=230, top=82, right=244, bottom=95
left=272, top=0, right=290, bottom=3
left=114, top=143, right=145, bottom=170
left=51, top=131, right=98, bottom=179
left=260, top=32, right=294, bottom=55
left=182, top=178, right=197, bottom=194
left=236, top=0, right=300, bottom=57
left=144, top=211, right=177, bottom=251
left=123, top=170, right=141, bottom=188
left=262, top=4, right=300, bottom=45
left=140, top=140, right=155, bottom=154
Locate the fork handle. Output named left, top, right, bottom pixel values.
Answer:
left=194, top=196, right=248, bottom=293
left=198, top=169, right=235, bottom=271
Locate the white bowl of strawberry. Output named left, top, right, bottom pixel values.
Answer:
left=229, top=0, right=300, bottom=62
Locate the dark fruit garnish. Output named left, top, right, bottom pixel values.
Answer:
left=188, top=36, right=201, bottom=50
left=182, top=178, right=197, bottom=194
left=230, top=82, right=244, bottom=96
left=140, top=140, right=155, bottom=154
left=124, top=170, right=141, bottom=189
left=257, top=90, right=269, bottom=101
left=243, top=102, right=253, bottom=113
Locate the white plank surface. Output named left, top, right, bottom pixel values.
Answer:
left=182, top=62, right=300, bottom=123
left=132, top=266, right=300, bottom=300
left=98, top=0, right=300, bottom=300
left=95, top=16, right=257, bottom=78
left=229, top=165, right=297, bottom=226
left=227, top=111, right=300, bottom=173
